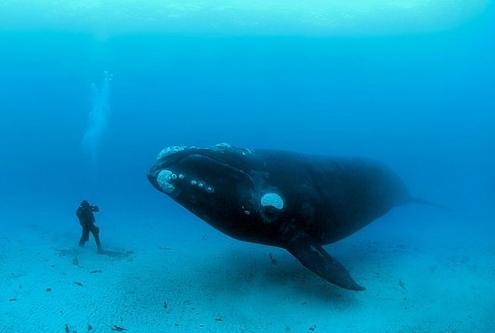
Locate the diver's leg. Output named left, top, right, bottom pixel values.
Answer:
left=79, top=227, right=90, bottom=247
left=90, top=225, right=104, bottom=254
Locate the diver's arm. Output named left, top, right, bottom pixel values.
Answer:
left=91, top=205, right=100, bottom=213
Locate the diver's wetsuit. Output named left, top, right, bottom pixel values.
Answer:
left=76, top=202, right=103, bottom=253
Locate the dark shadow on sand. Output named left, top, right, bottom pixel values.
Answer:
left=195, top=250, right=360, bottom=306
left=120, top=239, right=416, bottom=311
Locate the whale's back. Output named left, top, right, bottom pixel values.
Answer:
left=312, top=157, right=410, bottom=242
left=256, top=150, right=410, bottom=243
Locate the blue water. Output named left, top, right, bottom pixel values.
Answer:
left=1, top=4, right=494, bottom=332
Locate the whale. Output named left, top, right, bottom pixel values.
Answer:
left=148, top=144, right=425, bottom=291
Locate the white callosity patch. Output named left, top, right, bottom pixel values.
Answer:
left=242, top=205, right=251, bottom=215
left=187, top=178, right=215, bottom=194
left=157, top=146, right=186, bottom=160
left=215, top=143, right=232, bottom=149
left=214, top=142, right=253, bottom=156
left=241, top=149, right=253, bottom=156
left=157, top=169, right=176, bottom=193
left=261, top=193, right=284, bottom=210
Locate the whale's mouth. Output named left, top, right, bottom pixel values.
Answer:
left=148, top=144, right=254, bottom=198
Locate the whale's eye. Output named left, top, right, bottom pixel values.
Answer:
left=261, top=193, right=284, bottom=210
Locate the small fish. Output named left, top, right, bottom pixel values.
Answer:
left=46, top=288, right=52, bottom=292
left=89, top=270, right=103, bottom=274
left=215, top=317, right=223, bottom=322
left=399, top=280, right=406, bottom=290
left=87, top=324, right=93, bottom=331
left=111, top=325, right=128, bottom=331
left=10, top=273, right=25, bottom=279
left=8, top=298, right=16, bottom=302
left=65, top=324, right=70, bottom=333
left=74, top=282, right=84, bottom=287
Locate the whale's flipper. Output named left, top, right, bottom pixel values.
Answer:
left=286, top=237, right=365, bottom=291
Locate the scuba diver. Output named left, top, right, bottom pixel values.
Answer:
left=76, top=200, right=104, bottom=254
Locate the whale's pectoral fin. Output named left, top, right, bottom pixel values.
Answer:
left=286, top=237, right=365, bottom=291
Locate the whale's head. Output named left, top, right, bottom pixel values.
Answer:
left=148, top=144, right=285, bottom=238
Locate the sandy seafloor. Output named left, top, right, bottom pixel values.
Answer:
left=1, top=208, right=494, bottom=333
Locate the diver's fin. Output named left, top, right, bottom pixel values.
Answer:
left=286, top=236, right=365, bottom=291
